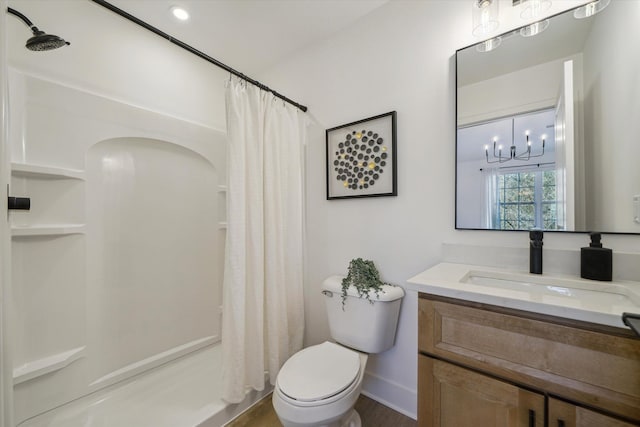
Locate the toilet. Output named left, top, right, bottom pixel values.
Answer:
left=272, top=275, right=404, bottom=427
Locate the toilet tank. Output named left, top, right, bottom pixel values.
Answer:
left=322, top=275, right=404, bottom=353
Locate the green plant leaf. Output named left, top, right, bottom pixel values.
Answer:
left=340, top=258, right=393, bottom=308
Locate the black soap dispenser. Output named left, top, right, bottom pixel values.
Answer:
left=580, top=232, right=612, bottom=281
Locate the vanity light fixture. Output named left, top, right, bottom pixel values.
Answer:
left=476, top=36, right=502, bottom=52
left=170, top=6, right=189, bottom=21
left=472, top=0, right=499, bottom=38
left=519, top=0, right=551, bottom=37
left=484, top=123, right=546, bottom=164
left=520, top=0, right=552, bottom=20
left=520, top=19, right=549, bottom=37
left=574, top=0, right=610, bottom=19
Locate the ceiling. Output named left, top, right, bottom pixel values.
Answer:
left=105, top=0, right=389, bottom=75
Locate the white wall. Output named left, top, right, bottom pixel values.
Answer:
left=582, top=0, right=640, bottom=233
left=456, top=157, right=486, bottom=228
left=259, top=0, right=640, bottom=418
left=458, top=55, right=578, bottom=125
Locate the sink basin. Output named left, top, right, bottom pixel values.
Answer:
left=406, top=263, right=640, bottom=329
left=462, top=270, right=640, bottom=312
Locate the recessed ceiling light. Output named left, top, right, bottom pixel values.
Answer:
left=171, top=6, right=189, bottom=21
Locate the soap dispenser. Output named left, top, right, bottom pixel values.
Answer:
left=580, top=232, right=612, bottom=281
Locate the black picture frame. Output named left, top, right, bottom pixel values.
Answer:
left=326, top=111, right=397, bottom=200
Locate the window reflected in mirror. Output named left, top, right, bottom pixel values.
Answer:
left=457, top=108, right=564, bottom=230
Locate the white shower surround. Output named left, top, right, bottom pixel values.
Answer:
left=18, top=344, right=272, bottom=427
left=0, top=2, right=12, bottom=426
left=5, top=70, right=258, bottom=426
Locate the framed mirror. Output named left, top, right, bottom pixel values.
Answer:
left=456, top=0, right=640, bottom=234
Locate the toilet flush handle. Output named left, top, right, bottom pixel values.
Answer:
left=321, top=290, right=333, bottom=297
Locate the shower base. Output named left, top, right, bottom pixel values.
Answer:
left=18, top=343, right=272, bottom=427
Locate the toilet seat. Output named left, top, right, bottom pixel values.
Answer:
left=277, top=341, right=361, bottom=403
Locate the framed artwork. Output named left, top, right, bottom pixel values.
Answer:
left=326, top=111, right=397, bottom=200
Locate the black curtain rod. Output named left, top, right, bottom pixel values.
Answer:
left=90, top=0, right=308, bottom=113
left=479, top=161, right=555, bottom=172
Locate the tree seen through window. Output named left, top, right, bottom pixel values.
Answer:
left=497, top=170, right=558, bottom=230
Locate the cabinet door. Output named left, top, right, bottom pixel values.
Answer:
left=549, top=398, right=638, bottom=427
left=419, top=355, right=544, bottom=427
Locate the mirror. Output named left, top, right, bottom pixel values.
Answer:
left=456, top=1, right=640, bottom=234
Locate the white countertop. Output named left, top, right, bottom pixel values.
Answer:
left=407, top=263, right=640, bottom=330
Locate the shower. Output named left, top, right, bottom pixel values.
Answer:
left=7, top=7, right=70, bottom=51
left=1, top=2, right=280, bottom=425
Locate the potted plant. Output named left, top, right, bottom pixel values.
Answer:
left=341, top=258, right=394, bottom=307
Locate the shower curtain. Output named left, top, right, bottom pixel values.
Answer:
left=221, top=79, right=306, bottom=403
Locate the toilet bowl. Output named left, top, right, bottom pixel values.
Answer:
left=272, top=341, right=368, bottom=427
left=272, top=276, right=404, bottom=427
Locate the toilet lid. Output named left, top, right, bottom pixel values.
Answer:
left=278, top=341, right=360, bottom=402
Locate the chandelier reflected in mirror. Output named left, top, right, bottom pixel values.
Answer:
left=484, top=119, right=546, bottom=164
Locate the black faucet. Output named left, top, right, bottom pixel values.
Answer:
left=529, top=230, right=543, bottom=274
left=622, top=313, right=640, bottom=337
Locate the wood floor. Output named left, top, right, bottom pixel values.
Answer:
left=226, top=393, right=416, bottom=427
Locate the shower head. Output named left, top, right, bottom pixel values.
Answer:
left=7, top=7, right=70, bottom=51
left=25, top=29, right=70, bottom=51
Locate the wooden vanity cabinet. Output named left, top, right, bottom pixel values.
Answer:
left=549, top=398, right=638, bottom=427
left=418, top=294, right=640, bottom=427
left=419, top=355, right=544, bottom=426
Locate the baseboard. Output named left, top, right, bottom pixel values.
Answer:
left=361, top=371, right=417, bottom=420
left=202, top=385, right=273, bottom=427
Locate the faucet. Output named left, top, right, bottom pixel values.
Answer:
left=529, top=230, right=543, bottom=274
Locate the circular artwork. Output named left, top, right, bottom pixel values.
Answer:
left=332, top=129, right=389, bottom=191
left=326, top=112, right=396, bottom=199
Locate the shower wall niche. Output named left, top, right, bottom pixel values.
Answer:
left=8, top=70, right=226, bottom=423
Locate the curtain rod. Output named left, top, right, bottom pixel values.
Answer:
left=479, top=161, right=555, bottom=172
left=90, top=0, right=308, bottom=113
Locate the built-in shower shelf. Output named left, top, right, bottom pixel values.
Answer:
left=13, top=346, right=86, bottom=385
left=11, top=162, right=85, bottom=180
left=89, top=335, right=217, bottom=389
left=217, top=185, right=227, bottom=193
left=11, top=224, right=86, bottom=237
left=218, top=222, right=227, bottom=229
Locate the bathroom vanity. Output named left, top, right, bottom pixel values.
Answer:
left=408, top=263, right=640, bottom=427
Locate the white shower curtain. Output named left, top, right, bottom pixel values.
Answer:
left=221, top=79, right=306, bottom=403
